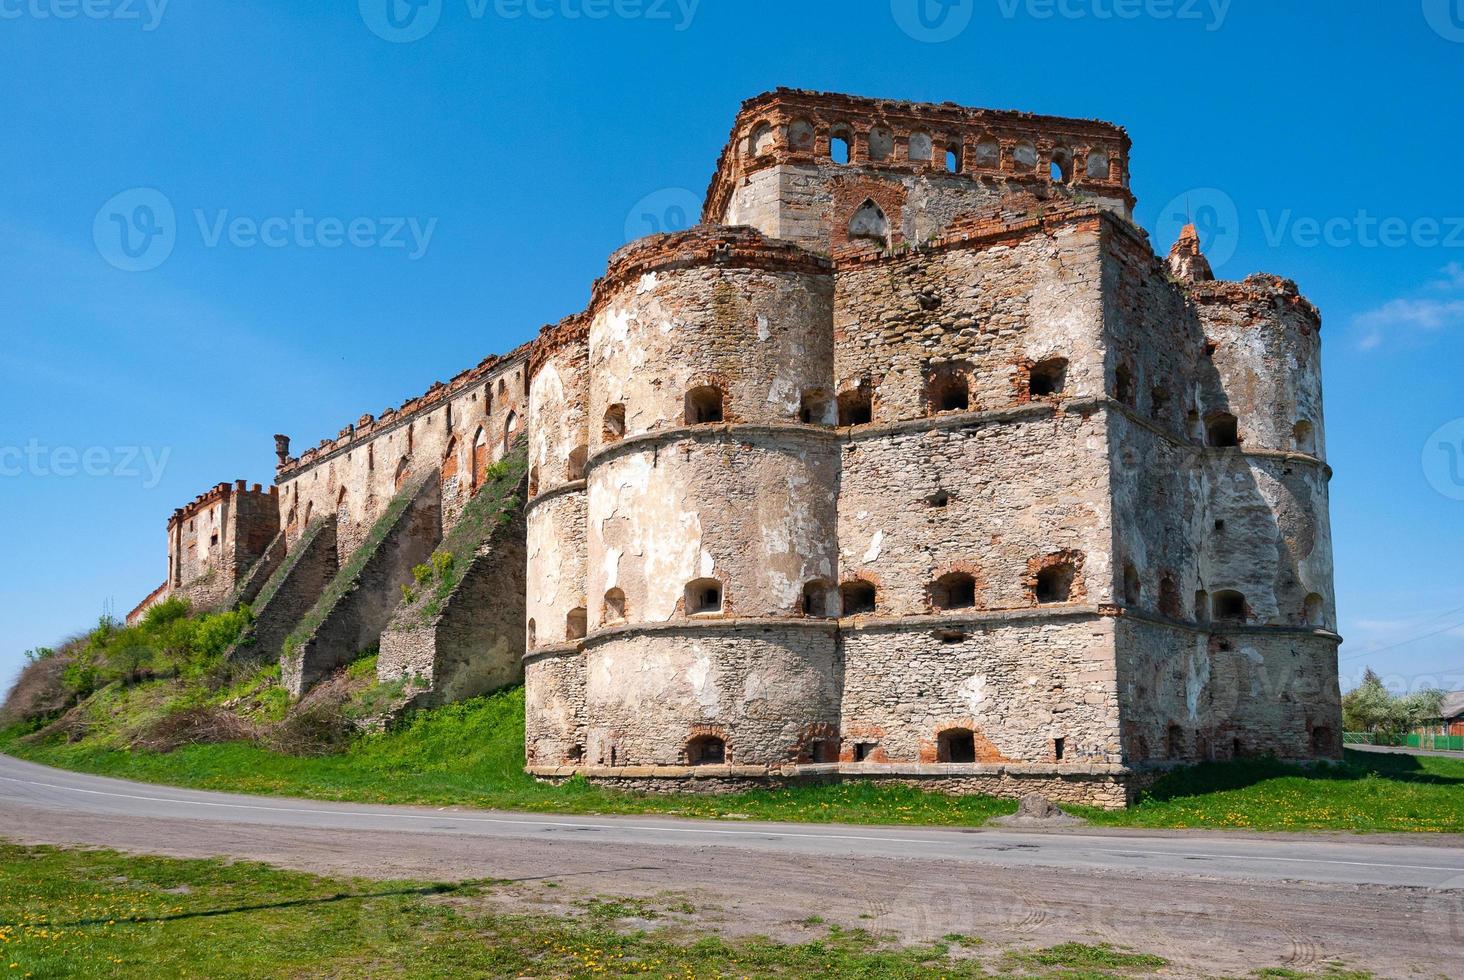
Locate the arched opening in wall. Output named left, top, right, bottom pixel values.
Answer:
left=1122, top=562, right=1141, bottom=605
left=393, top=457, right=411, bottom=491
left=528, top=464, right=540, bottom=498
left=441, top=436, right=459, bottom=486
left=1086, top=149, right=1110, bottom=179
left=787, top=118, right=814, bottom=153
left=684, top=386, right=724, bottom=424
left=974, top=137, right=999, bottom=169
left=1050, top=148, right=1072, bottom=183
left=1149, top=385, right=1170, bottom=420
left=945, top=143, right=962, bottom=173
left=566, top=607, right=587, bottom=641
left=502, top=411, right=518, bottom=456
left=498, top=378, right=507, bottom=396
left=841, top=579, right=877, bottom=615
left=1194, top=590, right=1210, bottom=623
left=847, top=199, right=890, bottom=248
left=1206, top=413, right=1240, bottom=448
left=931, top=572, right=977, bottom=611
left=937, top=728, right=977, bottom=763
left=925, top=367, right=970, bottom=414
left=1029, top=357, right=1067, bottom=398
left=1304, top=592, right=1324, bottom=627
left=526, top=618, right=537, bottom=649
left=799, top=389, right=832, bottom=425
left=685, top=734, right=725, bottom=766
left=1114, top=364, right=1136, bottom=406
left=907, top=131, right=933, bottom=163
left=1013, top=141, right=1037, bottom=170
left=925, top=489, right=950, bottom=508
left=1212, top=590, right=1247, bottom=622
left=603, top=588, right=627, bottom=624
left=801, top=579, right=834, bottom=617
left=685, top=578, right=723, bottom=615
left=471, top=429, right=489, bottom=489
left=303, top=501, right=314, bottom=526
left=837, top=386, right=873, bottom=426
left=567, top=444, right=588, bottom=481
left=1311, top=726, right=1334, bottom=755
left=868, top=126, right=893, bottom=162
left=336, top=486, right=349, bottom=523
left=1158, top=574, right=1183, bottom=618
left=748, top=121, right=774, bottom=157
left=1294, top=419, right=1316, bottom=454
left=1034, top=561, right=1076, bottom=604
left=603, top=403, right=626, bottom=443
left=830, top=126, right=852, bottom=165
left=1167, top=724, right=1185, bottom=759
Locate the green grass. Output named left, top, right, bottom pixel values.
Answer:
left=5, top=679, right=1463, bottom=833
left=0, top=840, right=1201, bottom=979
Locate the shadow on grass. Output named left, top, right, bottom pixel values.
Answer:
left=1136, top=749, right=1464, bottom=805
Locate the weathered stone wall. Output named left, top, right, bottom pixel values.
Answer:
left=583, top=624, right=841, bottom=767
left=282, top=473, right=443, bottom=695
left=165, top=481, right=280, bottom=613
left=840, top=613, right=1120, bottom=766
left=229, top=517, right=338, bottom=665
left=524, top=649, right=587, bottom=767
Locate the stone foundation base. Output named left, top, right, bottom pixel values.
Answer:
left=527, top=762, right=1166, bottom=810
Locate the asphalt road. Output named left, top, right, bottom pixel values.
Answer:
left=2, top=753, right=1462, bottom=977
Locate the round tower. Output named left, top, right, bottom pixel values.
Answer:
left=581, top=227, right=842, bottom=769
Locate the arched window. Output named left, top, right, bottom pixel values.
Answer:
left=799, top=389, right=832, bottom=425
left=931, top=572, right=976, bottom=610
left=1149, top=385, right=1169, bottom=420
left=302, top=500, right=314, bottom=525
left=837, top=386, right=872, bottom=426
left=685, top=734, right=725, bottom=766
left=1086, top=149, right=1110, bottom=179
left=1049, top=147, right=1072, bottom=183
left=944, top=142, right=962, bottom=173
left=1114, top=364, right=1136, bottom=406
left=526, top=618, right=537, bottom=649
left=567, top=444, right=588, bottom=481
left=441, top=436, right=459, bottom=485
left=1122, top=562, right=1140, bottom=605
left=937, top=728, right=977, bottom=763
left=748, top=121, right=773, bottom=157
left=1304, top=593, right=1324, bottom=627
left=566, top=607, right=587, bottom=641
left=974, top=137, right=999, bottom=168
left=801, top=579, right=833, bottom=617
left=603, top=403, right=626, bottom=443
left=907, top=131, right=933, bottom=162
left=830, top=125, right=852, bottom=165
left=1212, top=590, right=1247, bottom=622
left=1158, top=574, right=1183, bottom=618
left=471, top=428, right=489, bottom=488
left=603, top=588, right=627, bottom=624
left=1206, top=413, right=1240, bottom=448
left=1294, top=419, right=1315, bottom=454
left=867, top=126, right=893, bottom=161
left=685, top=386, right=724, bottom=424
left=1013, top=141, right=1037, bottom=170
left=926, top=366, right=970, bottom=414
left=685, top=578, right=723, bottom=615
left=502, top=411, right=518, bottom=455
left=1034, top=561, right=1076, bottom=603
left=1029, top=357, right=1067, bottom=398
left=841, top=579, right=877, bottom=615
left=336, top=486, right=349, bottom=523
left=787, top=118, right=814, bottom=152
left=393, top=457, right=411, bottom=491
left=848, top=199, right=889, bottom=247
left=528, top=464, right=540, bottom=498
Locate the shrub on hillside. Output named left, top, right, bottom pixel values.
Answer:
left=59, top=600, right=253, bottom=701
left=0, top=641, right=84, bottom=727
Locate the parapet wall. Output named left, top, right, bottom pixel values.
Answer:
left=166, top=480, right=280, bottom=613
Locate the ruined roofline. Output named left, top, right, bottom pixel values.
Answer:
left=703, top=87, right=1133, bottom=223
left=168, top=479, right=277, bottom=530
left=275, top=338, right=536, bottom=482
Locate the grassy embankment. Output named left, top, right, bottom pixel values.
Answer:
left=0, top=841, right=1374, bottom=979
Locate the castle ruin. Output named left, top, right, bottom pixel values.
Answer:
left=127, top=90, right=1342, bottom=807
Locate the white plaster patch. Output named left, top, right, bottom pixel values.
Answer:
left=699, top=549, right=715, bottom=578
left=958, top=673, right=989, bottom=717
left=686, top=647, right=721, bottom=715
left=1185, top=640, right=1211, bottom=722
left=636, top=272, right=658, bottom=295
left=861, top=529, right=884, bottom=564
left=756, top=314, right=770, bottom=341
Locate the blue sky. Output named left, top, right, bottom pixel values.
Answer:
left=2, top=1, right=1461, bottom=696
